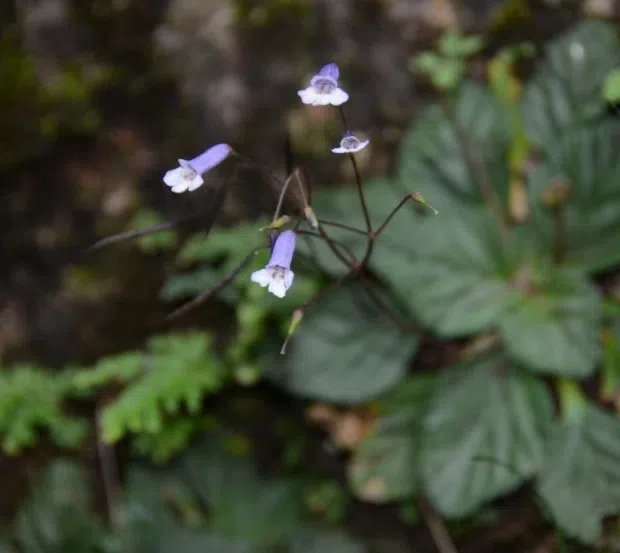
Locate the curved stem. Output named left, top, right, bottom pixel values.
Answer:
left=318, top=218, right=368, bottom=236
left=337, top=106, right=372, bottom=235
left=163, top=247, right=268, bottom=322
left=296, top=229, right=358, bottom=266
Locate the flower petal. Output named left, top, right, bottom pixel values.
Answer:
left=188, top=144, right=232, bottom=175
left=331, top=147, right=348, bottom=154
left=318, top=63, right=340, bottom=81
left=349, top=140, right=369, bottom=153
left=268, top=278, right=287, bottom=298
left=268, top=231, right=296, bottom=270
left=251, top=269, right=271, bottom=287
left=313, top=94, right=332, bottom=106
left=187, top=175, right=205, bottom=191
left=163, top=167, right=186, bottom=188
left=328, top=88, right=349, bottom=106
left=284, top=269, right=294, bottom=290
left=171, top=182, right=190, bottom=193
left=298, top=87, right=318, bottom=104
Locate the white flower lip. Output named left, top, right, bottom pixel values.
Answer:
left=163, top=160, right=204, bottom=193
left=251, top=266, right=295, bottom=298
left=297, top=63, right=349, bottom=106
left=298, top=86, right=349, bottom=106
left=331, top=132, right=369, bottom=154
left=163, top=144, right=232, bottom=194
left=251, top=230, right=297, bottom=298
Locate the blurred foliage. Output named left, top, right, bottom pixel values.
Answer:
left=603, top=68, right=620, bottom=103
left=1, top=437, right=363, bottom=553
left=0, top=30, right=105, bottom=169
left=0, top=366, right=87, bottom=454
left=294, top=20, right=620, bottom=544
left=75, top=333, right=225, bottom=451
left=413, top=30, right=484, bottom=91
left=3, top=18, right=620, bottom=551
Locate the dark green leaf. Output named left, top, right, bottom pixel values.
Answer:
left=528, top=122, right=620, bottom=273
left=348, top=376, right=435, bottom=502
left=262, top=282, right=418, bottom=403
left=122, top=465, right=253, bottom=553
left=521, top=21, right=619, bottom=147
left=537, top=403, right=620, bottom=544
left=397, top=82, right=511, bottom=209
left=419, top=352, right=553, bottom=517
left=499, top=266, right=601, bottom=378
left=182, top=442, right=304, bottom=547
left=14, top=461, right=106, bottom=553
left=393, top=208, right=521, bottom=335
left=289, top=531, right=365, bottom=553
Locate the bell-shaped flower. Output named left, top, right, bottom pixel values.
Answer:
left=163, top=143, right=232, bottom=193
left=251, top=230, right=296, bottom=298
left=331, top=130, right=369, bottom=154
left=298, top=63, right=349, bottom=106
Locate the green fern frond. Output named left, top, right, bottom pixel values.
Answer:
left=73, top=352, right=144, bottom=392
left=176, top=218, right=268, bottom=268
left=0, top=366, right=87, bottom=454
left=94, top=333, right=224, bottom=443
left=132, top=417, right=201, bottom=463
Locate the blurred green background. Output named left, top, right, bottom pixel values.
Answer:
left=2, top=0, right=620, bottom=552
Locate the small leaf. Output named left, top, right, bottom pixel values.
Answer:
left=349, top=376, right=435, bottom=502
left=432, top=59, right=465, bottom=91
left=262, top=282, right=418, bottom=403
left=602, top=68, right=620, bottom=103
left=419, top=352, right=553, bottom=517
left=537, top=403, right=620, bottom=544
left=414, top=51, right=441, bottom=73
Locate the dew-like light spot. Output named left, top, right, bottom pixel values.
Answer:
left=569, top=42, right=585, bottom=62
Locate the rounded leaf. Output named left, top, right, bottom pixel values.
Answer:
left=499, top=266, right=601, bottom=378
left=419, top=352, right=553, bottom=517
left=537, top=403, right=620, bottom=544
left=521, top=21, right=620, bottom=147
left=262, top=282, right=418, bottom=403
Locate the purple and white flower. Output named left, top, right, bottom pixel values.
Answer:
left=163, top=143, right=232, bottom=193
left=251, top=230, right=296, bottom=298
left=331, top=131, right=369, bottom=154
left=298, top=63, right=349, bottom=106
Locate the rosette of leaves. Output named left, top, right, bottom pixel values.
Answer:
left=313, top=21, right=620, bottom=542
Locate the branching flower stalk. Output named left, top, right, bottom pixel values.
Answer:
left=91, top=63, right=438, bottom=351
left=167, top=63, right=439, bottom=351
